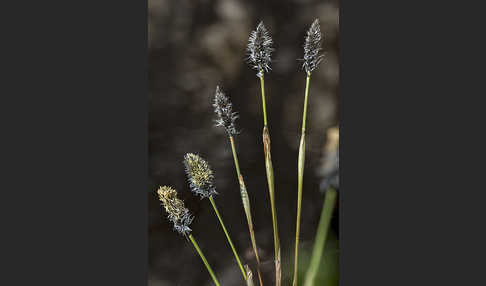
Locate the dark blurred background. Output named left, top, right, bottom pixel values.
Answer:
left=148, top=0, right=339, bottom=285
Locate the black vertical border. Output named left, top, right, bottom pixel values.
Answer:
left=339, top=0, right=478, bottom=285
left=3, top=0, right=149, bottom=285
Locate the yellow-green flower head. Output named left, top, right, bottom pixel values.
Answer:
left=157, top=186, right=193, bottom=236
left=183, top=153, right=217, bottom=199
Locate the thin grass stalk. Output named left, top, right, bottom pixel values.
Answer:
left=189, top=234, right=221, bottom=286
left=259, top=72, right=281, bottom=286
left=184, top=153, right=247, bottom=281
left=292, top=71, right=311, bottom=286
left=303, top=188, right=337, bottom=286
left=230, top=136, right=264, bottom=286
left=208, top=195, right=247, bottom=281
left=260, top=73, right=268, bottom=126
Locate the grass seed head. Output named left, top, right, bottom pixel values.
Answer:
left=213, top=86, right=239, bottom=136
left=184, top=153, right=217, bottom=199
left=157, top=186, right=194, bottom=236
left=303, top=19, right=324, bottom=74
left=247, top=21, right=274, bottom=78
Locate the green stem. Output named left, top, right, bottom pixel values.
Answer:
left=189, top=234, right=221, bottom=286
left=259, top=73, right=268, bottom=126
left=302, top=72, right=311, bottom=133
left=303, top=188, right=337, bottom=286
left=209, top=196, right=247, bottom=281
left=230, top=136, right=264, bottom=286
left=230, top=136, right=242, bottom=178
left=293, top=72, right=311, bottom=286
left=259, top=71, right=281, bottom=285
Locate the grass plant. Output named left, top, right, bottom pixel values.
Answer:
left=155, top=18, right=339, bottom=286
left=213, top=86, right=264, bottom=286
left=247, top=21, right=281, bottom=286
left=184, top=153, right=247, bottom=281
left=157, top=186, right=221, bottom=286
left=293, top=19, right=324, bottom=286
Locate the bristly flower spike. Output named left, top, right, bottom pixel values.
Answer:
left=157, top=186, right=194, bottom=236
left=247, top=22, right=281, bottom=286
left=184, top=153, right=217, bottom=199
left=247, top=21, right=274, bottom=78
left=213, top=86, right=239, bottom=136
left=293, top=19, right=324, bottom=286
left=157, top=187, right=221, bottom=286
left=184, top=153, right=248, bottom=281
left=303, top=19, right=324, bottom=74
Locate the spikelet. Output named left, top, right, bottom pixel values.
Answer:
left=247, top=21, right=274, bottom=78
left=184, top=153, right=217, bottom=199
left=303, top=19, right=324, bottom=74
left=157, top=186, right=194, bottom=236
left=213, top=86, right=239, bottom=136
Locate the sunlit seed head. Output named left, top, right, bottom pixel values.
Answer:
left=157, top=186, right=193, bottom=236
left=157, top=186, right=184, bottom=222
left=184, top=153, right=217, bottom=199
